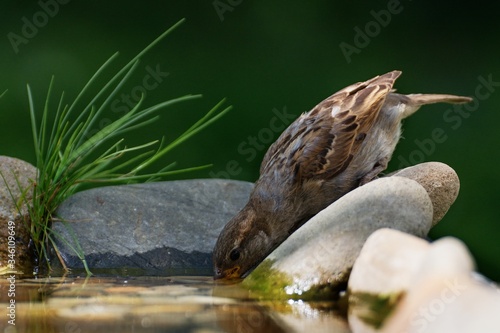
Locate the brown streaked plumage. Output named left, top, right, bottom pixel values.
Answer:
left=213, top=70, right=472, bottom=280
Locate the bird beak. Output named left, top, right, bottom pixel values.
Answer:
left=214, top=266, right=241, bottom=281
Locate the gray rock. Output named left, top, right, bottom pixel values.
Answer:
left=389, top=162, right=460, bottom=226
left=0, top=156, right=37, bottom=275
left=52, top=179, right=253, bottom=274
left=243, top=177, right=433, bottom=300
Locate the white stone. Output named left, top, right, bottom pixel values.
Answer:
left=346, top=229, right=500, bottom=333
left=348, top=228, right=430, bottom=295
left=382, top=237, right=500, bottom=333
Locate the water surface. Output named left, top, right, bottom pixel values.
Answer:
left=0, top=274, right=349, bottom=333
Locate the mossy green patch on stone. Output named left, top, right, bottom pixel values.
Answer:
left=242, top=260, right=347, bottom=301
left=348, top=290, right=404, bottom=329
left=242, top=259, right=293, bottom=300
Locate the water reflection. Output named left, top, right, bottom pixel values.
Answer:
left=0, top=276, right=349, bottom=332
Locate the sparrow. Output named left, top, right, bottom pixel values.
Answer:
left=213, top=70, right=472, bottom=280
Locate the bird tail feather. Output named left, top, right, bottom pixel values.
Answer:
left=400, top=93, right=473, bottom=119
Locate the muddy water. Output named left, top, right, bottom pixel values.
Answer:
left=0, top=275, right=349, bottom=333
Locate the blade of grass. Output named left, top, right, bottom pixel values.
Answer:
left=64, top=52, right=121, bottom=137
left=48, top=225, right=92, bottom=275
left=39, top=77, right=55, bottom=160
left=57, top=94, right=146, bottom=180
left=27, top=85, right=40, bottom=165
left=83, top=164, right=212, bottom=183
left=76, top=59, right=142, bottom=145
left=132, top=100, right=232, bottom=172
left=68, top=18, right=186, bottom=144
left=47, top=92, right=67, bottom=163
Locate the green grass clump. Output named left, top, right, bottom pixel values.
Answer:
left=12, top=18, right=231, bottom=274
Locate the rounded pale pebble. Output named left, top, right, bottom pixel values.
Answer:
left=243, top=177, right=433, bottom=300
left=382, top=237, right=500, bottom=333
left=389, top=162, right=460, bottom=226
left=409, top=236, right=475, bottom=282
left=348, top=234, right=500, bottom=333
left=347, top=228, right=431, bottom=333
left=348, top=228, right=431, bottom=295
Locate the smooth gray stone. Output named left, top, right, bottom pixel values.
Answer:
left=389, top=162, right=460, bottom=226
left=243, top=177, right=433, bottom=299
left=52, top=179, right=253, bottom=274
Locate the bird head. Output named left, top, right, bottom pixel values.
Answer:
left=212, top=204, right=273, bottom=281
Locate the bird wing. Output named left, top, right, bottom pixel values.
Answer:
left=260, top=70, right=401, bottom=183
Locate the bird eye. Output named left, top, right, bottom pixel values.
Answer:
left=229, top=248, right=241, bottom=261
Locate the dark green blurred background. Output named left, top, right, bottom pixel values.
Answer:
left=1, top=1, right=499, bottom=279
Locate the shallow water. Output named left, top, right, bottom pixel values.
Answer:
left=0, top=275, right=349, bottom=333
